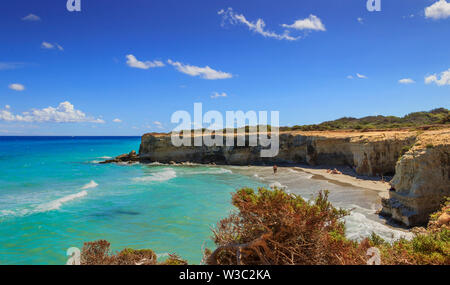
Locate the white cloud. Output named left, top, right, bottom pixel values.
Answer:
left=357, top=17, right=364, bottom=24
left=399, top=78, right=415, bottom=84
left=0, top=62, right=25, bottom=70
left=5, top=105, right=10, bottom=109
left=9, top=83, right=25, bottom=91
left=154, top=121, right=164, bottom=129
left=22, top=14, right=41, bottom=21
left=41, top=42, right=63, bottom=50
left=167, top=59, right=232, bottom=80
left=0, top=102, right=105, bottom=123
left=425, top=0, right=450, bottom=19
left=41, top=42, right=54, bottom=49
left=347, top=73, right=367, bottom=80
left=356, top=73, right=368, bottom=79
left=126, top=54, right=165, bottom=70
left=282, top=15, right=326, bottom=31
left=218, top=7, right=299, bottom=41
left=211, top=92, right=227, bottom=99
left=113, top=118, right=122, bottom=123
left=425, top=68, right=450, bottom=86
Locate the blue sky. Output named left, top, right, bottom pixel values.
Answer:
left=0, top=0, right=449, bottom=136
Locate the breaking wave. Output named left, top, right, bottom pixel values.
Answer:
left=0, top=182, right=95, bottom=218
left=344, top=205, right=413, bottom=242
left=35, top=191, right=88, bottom=213
left=133, top=168, right=177, bottom=183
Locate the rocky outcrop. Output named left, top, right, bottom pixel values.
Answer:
left=99, top=150, right=139, bottom=164
left=380, top=130, right=450, bottom=226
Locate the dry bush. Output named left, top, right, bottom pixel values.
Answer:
left=204, top=188, right=370, bottom=265
left=80, top=240, right=187, bottom=265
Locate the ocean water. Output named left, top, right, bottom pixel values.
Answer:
left=0, top=137, right=411, bottom=265
left=0, top=137, right=264, bottom=265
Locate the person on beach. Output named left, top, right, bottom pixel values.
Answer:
left=273, top=165, right=278, bottom=174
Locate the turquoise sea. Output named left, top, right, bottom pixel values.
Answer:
left=0, top=137, right=265, bottom=265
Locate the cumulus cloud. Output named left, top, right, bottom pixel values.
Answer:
left=126, top=54, right=165, bottom=70
left=211, top=92, right=228, bottom=99
left=399, top=78, right=415, bottom=84
left=425, top=0, right=450, bottom=19
left=425, top=68, right=450, bottom=86
left=9, top=83, right=25, bottom=91
left=347, top=75, right=354, bottom=79
left=22, top=14, right=41, bottom=21
left=167, top=59, right=232, bottom=80
left=218, top=7, right=299, bottom=41
left=282, top=15, right=326, bottom=31
left=113, top=118, right=122, bottom=123
left=0, top=102, right=105, bottom=123
left=357, top=17, right=364, bottom=24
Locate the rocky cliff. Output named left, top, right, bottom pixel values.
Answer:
left=109, top=128, right=449, bottom=227
left=380, top=130, right=450, bottom=226
left=138, top=130, right=417, bottom=176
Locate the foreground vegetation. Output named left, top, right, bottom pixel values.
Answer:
left=80, top=188, right=449, bottom=265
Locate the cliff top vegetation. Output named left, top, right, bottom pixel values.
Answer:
left=283, top=107, right=449, bottom=132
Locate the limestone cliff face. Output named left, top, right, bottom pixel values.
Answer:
left=139, top=131, right=417, bottom=176
left=381, top=130, right=450, bottom=226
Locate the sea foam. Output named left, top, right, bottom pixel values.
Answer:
left=186, top=168, right=232, bottom=175
left=81, top=180, right=99, bottom=189
left=1, top=181, right=96, bottom=217
left=35, top=190, right=88, bottom=212
left=344, top=205, right=414, bottom=242
left=133, top=168, right=177, bottom=183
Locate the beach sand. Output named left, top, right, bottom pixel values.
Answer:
left=289, top=166, right=391, bottom=199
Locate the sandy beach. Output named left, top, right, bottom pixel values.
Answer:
left=289, top=166, right=391, bottom=199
